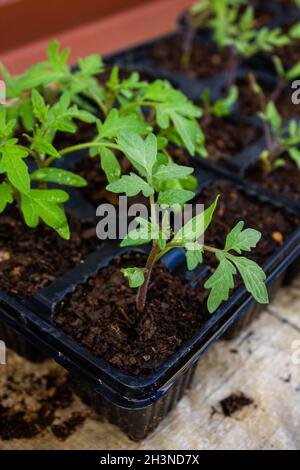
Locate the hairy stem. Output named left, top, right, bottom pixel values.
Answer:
left=136, top=194, right=158, bottom=313
left=269, top=79, right=285, bottom=104
left=136, top=242, right=160, bottom=313
left=265, top=142, right=287, bottom=171
left=226, top=48, right=239, bottom=93
left=121, top=101, right=158, bottom=113
left=181, top=29, right=195, bottom=68
left=263, top=120, right=274, bottom=156
left=59, top=141, right=121, bottom=156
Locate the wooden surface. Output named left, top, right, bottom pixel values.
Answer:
left=1, top=276, right=299, bottom=450
left=0, top=0, right=194, bottom=74
left=0, top=0, right=159, bottom=54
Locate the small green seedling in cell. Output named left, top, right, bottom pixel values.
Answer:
left=0, top=91, right=97, bottom=239
left=45, top=42, right=207, bottom=161
left=184, top=0, right=290, bottom=90
left=249, top=74, right=300, bottom=172
left=106, top=131, right=269, bottom=313
left=181, top=0, right=247, bottom=67
left=200, top=85, right=239, bottom=120
left=271, top=54, right=300, bottom=102
left=0, top=41, right=207, bottom=186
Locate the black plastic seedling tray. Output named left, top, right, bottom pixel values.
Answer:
left=1, top=162, right=300, bottom=439
left=107, top=31, right=228, bottom=100
left=1, top=8, right=300, bottom=438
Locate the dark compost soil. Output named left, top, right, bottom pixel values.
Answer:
left=220, top=392, right=254, bottom=417
left=200, top=116, right=261, bottom=162
left=0, top=207, right=97, bottom=297
left=55, top=183, right=298, bottom=377
left=73, top=155, right=132, bottom=207
left=249, top=0, right=280, bottom=28
left=273, top=41, right=300, bottom=69
left=150, top=34, right=230, bottom=79
left=246, top=153, right=300, bottom=202
left=55, top=253, right=209, bottom=376
left=198, top=181, right=299, bottom=267
left=0, top=357, right=87, bottom=441
left=236, top=78, right=300, bottom=120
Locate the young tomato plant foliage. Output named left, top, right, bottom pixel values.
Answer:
left=200, top=85, right=238, bottom=119
left=250, top=75, right=300, bottom=171
left=107, top=132, right=269, bottom=314
left=0, top=89, right=96, bottom=238
left=186, top=0, right=290, bottom=89
left=0, top=41, right=207, bottom=191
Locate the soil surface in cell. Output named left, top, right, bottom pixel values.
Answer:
left=55, top=253, right=209, bottom=376
left=237, top=78, right=300, bottom=120
left=200, top=116, right=261, bottom=162
left=0, top=207, right=97, bottom=297
left=150, top=34, right=230, bottom=79
left=247, top=153, right=300, bottom=202
left=55, top=182, right=299, bottom=376
left=197, top=181, right=299, bottom=267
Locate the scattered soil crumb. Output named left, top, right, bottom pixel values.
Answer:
left=229, top=349, right=238, bottom=354
left=51, top=413, right=86, bottom=440
left=220, top=392, right=254, bottom=417
left=280, top=374, right=292, bottom=383
left=0, top=352, right=87, bottom=441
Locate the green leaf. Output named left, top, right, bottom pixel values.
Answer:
left=157, top=189, right=194, bottom=206
left=26, top=188, right=69, bottom=203
left=289, top=22, right=300, bottom=39
left=21, top=191, right=39, bottom=227
left=211, top=85, right=238, bottom=117
left=170, top=113, right=203, bottom=156
left=225, top=221, right=261, bottom=254
left=144, top=81, right=203, bottom=156
left=117, top=132, right=157, bottom=178
left=287, top=61, right=300, bottom=80
left=145, top=133, right=157, bottom=171
left=31, top=89, right=48, bottom=123
left=121, top=267, right=145, bottom=288
left=0, top=182, right=14, bottom=213
left=0, top=142, right=30, bottom=194
left=0, top=110, right=16, bottom=140
left=272, top=56, right=285, bottom=79
left=30, top=168, right=87, bottom=187
left=227, top=254, right=269, bottom=305
left=99, top=147, right=121, bottom=183
left=185, top=243, right=203, bottom=271
left=289, top=147, right=300, bottom=169
left=180, top=174, right=198, bottom=192
left=99, top=109, right=148, bottom=140
left=154, top=163, right=194, bottom=183
left=47, top=40, right=70, bottom=68
left=20, top=99, right=35, bottom=131
left=33, top=136, right=60, bottom=158
left=173, top=195, right=219, bottom=244
left=16, top=68, right=64, bottom=93
left=120, top=217, right=152, bottom=247
left=78, top=55, right=103, bottom=76
left=70, top=109, right=96, bottom=124
left=21, top=189, right=70, bottom=239
left=288, top=119, right=298, bottom=137
left=204, top=253, right=236, bottom=313
left=266, top=101, right=282, bottom=132
left=107, top=173, right=154, bottom=197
